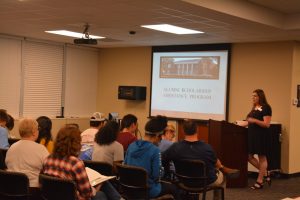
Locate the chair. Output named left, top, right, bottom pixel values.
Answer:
left=39, top=174, right=76, bottom=200
left=0, top=148, right=8, bottom=169
left=8, top=138, right=20, bottom=146
left=83, top=160, right=113, bottom=176
left=173, top=159, right=224, bottom=200
left=115, top=164, right=173, bottom=200
left=116, top=163, right=148, bottom=199
left=0, top=169, right=30, bottom=200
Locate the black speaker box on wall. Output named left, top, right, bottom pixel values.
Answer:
left=118, top=86, right=146, bottom=100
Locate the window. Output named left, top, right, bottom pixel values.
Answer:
left=0, top=38, right=21, bottom=117
left=0, top=37, right=99, bottom=119
left=22, top=41, right=64, bottom=117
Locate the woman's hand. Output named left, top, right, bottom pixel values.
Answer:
left=247, top=117, right=257, bottom=124
left=92, top=183, right=103, bottom=196
left=94, top=183, right=103, bottom=191
left=247, top=116, right=271, bottom=128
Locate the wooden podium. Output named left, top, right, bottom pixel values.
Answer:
left=178, top=119, right=248, bottom=188
left=208, top=120, right=248, bottom=188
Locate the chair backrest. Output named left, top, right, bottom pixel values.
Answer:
left=83, top=160, right=113, bottom=176
left=0, top=148, right=7, bottom=169
left=115, top=163, right=149, bottom=199
left=173, top=159, right=208, bottom=189
left=39, top=174, right=77, bottom=200
left=8, top=138, right=20, bottom=146
left=0, top=169, right=30, bottom=200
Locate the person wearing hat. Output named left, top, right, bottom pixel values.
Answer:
left=79, top=112, right=106, bottom=160
left=124, top=116, right=182, bottom=200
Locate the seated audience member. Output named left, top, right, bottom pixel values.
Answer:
left=0, top=109, right=9, bottom=149
left=160, top=123, right=238, bottom=181
left=92, top=121, right=124, bottom=166
left=5, top=118, right=49, bottom=187
left=6, top=114, right=15, bottom=136
left=42, top=125, right=120, bottom=200
left=82, top=112, right=106, bottom=145
left=162, top=119, right=239, bottom=200
left=116, top=114, right=138, bottom=152
left=66, top=123, right=80, bottom=130
left=158, top=124, right=176, bottom=152
left=125, top=116, right=181, bottom=200
left=158, top=124, right=176, bottom=180
left=36, top=116, right=54, bottom=153
left=80, top=112, right=106, bottom=160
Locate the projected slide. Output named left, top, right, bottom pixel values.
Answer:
left=150, top=49, right=229, bottom=120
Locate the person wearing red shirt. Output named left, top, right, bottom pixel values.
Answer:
left=116, top=114, right=138, bottom=152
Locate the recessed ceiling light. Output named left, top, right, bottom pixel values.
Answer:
left=45, top=30, right=104, bottom=39
left=141, top=24, right=203, bottom=34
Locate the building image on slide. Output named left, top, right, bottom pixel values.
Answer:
left=160, top=56, right=220, bottom=79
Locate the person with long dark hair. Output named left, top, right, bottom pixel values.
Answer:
left=92, top=121, right=124, bottom=165
left=246, top=89, right=272, bottom=189
left=6, top=114, right=15, bottom=132
left=36, top=116, right=54, bottom=153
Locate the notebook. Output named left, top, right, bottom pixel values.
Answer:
left=85, top=167, right=115, bottom=186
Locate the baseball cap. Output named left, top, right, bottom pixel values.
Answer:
left=90, top=112, right=106, bottom=122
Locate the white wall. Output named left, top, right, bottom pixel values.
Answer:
left=64, top=46, right=99, bottom=117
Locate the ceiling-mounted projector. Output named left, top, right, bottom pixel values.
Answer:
left=74, top=38, right=97, bottom=45
left=74, top=24, right=98, bottom=45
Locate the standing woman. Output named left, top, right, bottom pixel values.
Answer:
left=246, top=89, right=272, bottom=190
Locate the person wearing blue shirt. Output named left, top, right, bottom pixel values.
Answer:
left=158, top=124, right=176, bottom=152
left=124, top=116, right=181, bottom=200
left=158, top=124, right=176, bottom=181
left=0, top=109, right=9, bottom=149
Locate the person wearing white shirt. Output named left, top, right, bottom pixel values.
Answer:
left=5, top=118, right=49, bottom=187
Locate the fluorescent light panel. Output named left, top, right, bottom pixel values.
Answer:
left=141, top=24, right=203, bottom=34
left=45, top=30, right=104, bottom=39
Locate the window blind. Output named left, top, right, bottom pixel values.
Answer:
left=0, top=38, right=21, bottom=117
left=22, top=41, right=64, bottom=118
